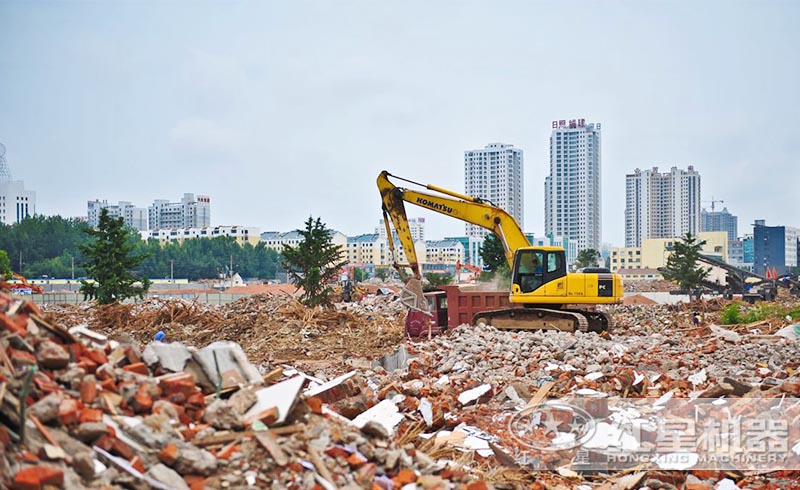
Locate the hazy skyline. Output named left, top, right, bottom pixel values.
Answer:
left=2, top=1, right=799, bottom=245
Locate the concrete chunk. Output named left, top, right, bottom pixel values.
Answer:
left=245, top=376, right=305, bottom=425
left=193, top=341, right=263, bottom=388
left=145, top=463, right=190, bottom=490
left=143, top=342, right=193, bottom=372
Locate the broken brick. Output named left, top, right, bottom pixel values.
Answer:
left=36, top=340, right=70, bottom=369
left=9, top=348, right=36, bottom=368
left=57, top=398, right=80, bottom=426
left=122, top=362, right=148, bottom=375
left=159, top=442, right=179, bottom=466
left=78, top=407, right=103, bottom=423
left=12, top=465, right=64, bottom=490
left=79, top=376, right=98, bottom=404
left=306, top=396, right=323, bottom=414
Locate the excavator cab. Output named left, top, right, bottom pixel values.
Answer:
left=511, top=248, right=566, bottom=293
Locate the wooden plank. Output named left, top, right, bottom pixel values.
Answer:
left=193, top=431, right=244, bottom=447
left=307, top=444, right=337, bottom=488
left=253, top=430, right=288, bottom=466
left=519, top=381, right=555, bottom=416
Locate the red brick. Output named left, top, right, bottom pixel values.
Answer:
left=0, top=313, right=27, bottom=336
left=160, top=372, right=196, bottom=398
left=185, top=475, right=208, bottom=490
left=80, top=379, right=97, bottom=404
left=393, top=469, right=417, bottom=486
left=12, top=465, right=64, bottom=490
left=21, top=451, right=39, bottom=463
left=247, top=406, right=278, bottom=426
left=122, top=362, right=148, bottom=375
left=130, top=456, right=145, bottom=473
left=186, top=392, right=205, bottom=408
left=306, top=396, right=323, bottom=414
left=124, top=346, right=141, bottom=364
left=131, top=386, right=153, bottom=413
left=96, top=435, right=135, bottom=460
left=99, top=378, right=117, bottom=391
left=58, top=398, right=80, bottom=426
left=9, top=348, right=36, bottom=367
left=685, top=484, right=712, bottom=490
left=79, top=408, right=103, bottom=423
left=85, top=348, right=108, bottom=366
left=466, top=482, right=489, bottom=490
left=159, top=442, right=179, bottom=466
left=32, top=373, right=60, bottom=393
left=19, top=300, right=42, bottom=316
left=0, top=426, right=10, bottom=446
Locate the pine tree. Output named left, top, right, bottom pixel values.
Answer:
left=661, top=233, right=709, bottom=291
left=282, top=216, right=348, bottom=307
left=79, top=208, right=151, bottom=304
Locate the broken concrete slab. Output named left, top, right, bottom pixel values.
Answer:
left=193, top=341, right=263, bottom=389
left=143, top=341, right=193, bottom=372
left=244, top=375, right=305, bottom=426
left=373, top=344, right=412, bottom=371
left=352, top=399, right=404, bottom=438
left=457, top=384, right=492, bottom=406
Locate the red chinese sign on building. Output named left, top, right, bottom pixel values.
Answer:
left=552, top=118, right=586, bottom=129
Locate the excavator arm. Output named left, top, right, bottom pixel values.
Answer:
left=378, top=170, right=530, bottom=310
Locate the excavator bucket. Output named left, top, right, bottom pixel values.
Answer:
left=400, top=278, right=430, bottom=316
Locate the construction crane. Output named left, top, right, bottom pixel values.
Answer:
left=703, top=197, right=725, bottom=213
left=377, top=171, right=623, bottom=332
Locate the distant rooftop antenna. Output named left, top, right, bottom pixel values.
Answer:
left=0, top=143, right=11, bottom=182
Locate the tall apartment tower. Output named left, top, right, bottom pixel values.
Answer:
left=701, top=207, right=738, bottom=243
left=464, top=143, right=523, bottom=265
left=624, top=166, right=701, bottom=247
left=148, top=193, right=211, bottom=230
left=0, top=143, right=36, bottom=225
left=544, top=119, right=601, bottom=259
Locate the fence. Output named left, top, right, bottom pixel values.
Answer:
left=31, top=292, right=253, bottom=306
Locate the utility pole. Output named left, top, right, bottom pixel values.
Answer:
left=18, top=251, right=22, bottom=272
left=71, top=257, right=75, bottom=280
left=170, top=260, right=174, bottom=283
left=229, top=254, right=233, bottom=278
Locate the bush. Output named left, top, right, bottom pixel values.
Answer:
left=719, top=303, right=742, bottom=325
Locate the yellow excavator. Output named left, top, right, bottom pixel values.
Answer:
left=378, top=171, right=623, bottom=332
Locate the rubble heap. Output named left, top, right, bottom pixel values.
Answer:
left=47, top=293, right=407, bottom=365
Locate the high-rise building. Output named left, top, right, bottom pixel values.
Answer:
left=148, top=193, right=211, bottom=230
left=624, top=166, right=701, bottom=247
left=464, top=143, right=523, bottom=265
left=0, top=143, right=36, bottom=225
left=701, top=207, right=738, bottom=243
left=544, top=119, right=601, bottom=261
left=753, top=219, right=800, bottom=276
left=87, top=200, right=148, bottom=231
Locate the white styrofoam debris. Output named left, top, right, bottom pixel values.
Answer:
left=688, top=368, right=707, bottom=386
left=419, top=398, right=433, bottom=427
left=584, top=372, right=604, bottom=381
left=715, top=479, right=738, bottom=490
left=351, top=399, right=404, bottom=436
left=574, top=388, right=608, bottom=397
left=653, top=390, right=674, bottom=407
left=457, top=384, right=492, bottom=405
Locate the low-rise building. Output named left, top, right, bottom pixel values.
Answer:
left=142, top=226, right=261, bottom=245
left=610, top=231, right=729, bottom=274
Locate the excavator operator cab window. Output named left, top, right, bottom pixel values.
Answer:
left=514, top=250, right=544, bottom=293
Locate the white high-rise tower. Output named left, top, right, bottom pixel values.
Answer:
left=544, top=119, right=601, bottom=260
left=464, top=143, right=523, bottom=265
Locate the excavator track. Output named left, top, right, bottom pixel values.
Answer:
left=472, top=308, right=591, bottom=333
left=566, top=309, right=613, bottom=333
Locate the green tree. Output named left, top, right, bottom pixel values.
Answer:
left=281, top=216, right=348, bottom=307
left=0, top=250, right=11, bottom=279
left=424, top=272, right=453, bottom=290
left=574, top=248, right=602, bottom=269
left=79, top=208, right=151, bottom=304
left=479, top=234, right=510, bottom=284
left=661, top=233, right=709, bottom=291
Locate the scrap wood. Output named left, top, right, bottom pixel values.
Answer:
left=193, top=431, right=246, bottom=447
left=30, top=314, right=78, bottom=344
left=28, top=415, right=59, bottom=447
left=307, top=443, right=337, bottom=488
left=519, top=381, right=555, bottom=416
left=595, top=471, right=646, bottom=490
left=253, top=430, right=288, bottom=466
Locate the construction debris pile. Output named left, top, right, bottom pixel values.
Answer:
left=623, top=280, right=679, bottom=293
left=46, top=294, right=407, bottom=365
left=3, top=288, right=800, bottom=489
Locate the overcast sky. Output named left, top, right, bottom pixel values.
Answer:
left=2, top=1, right=798, bottom=245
